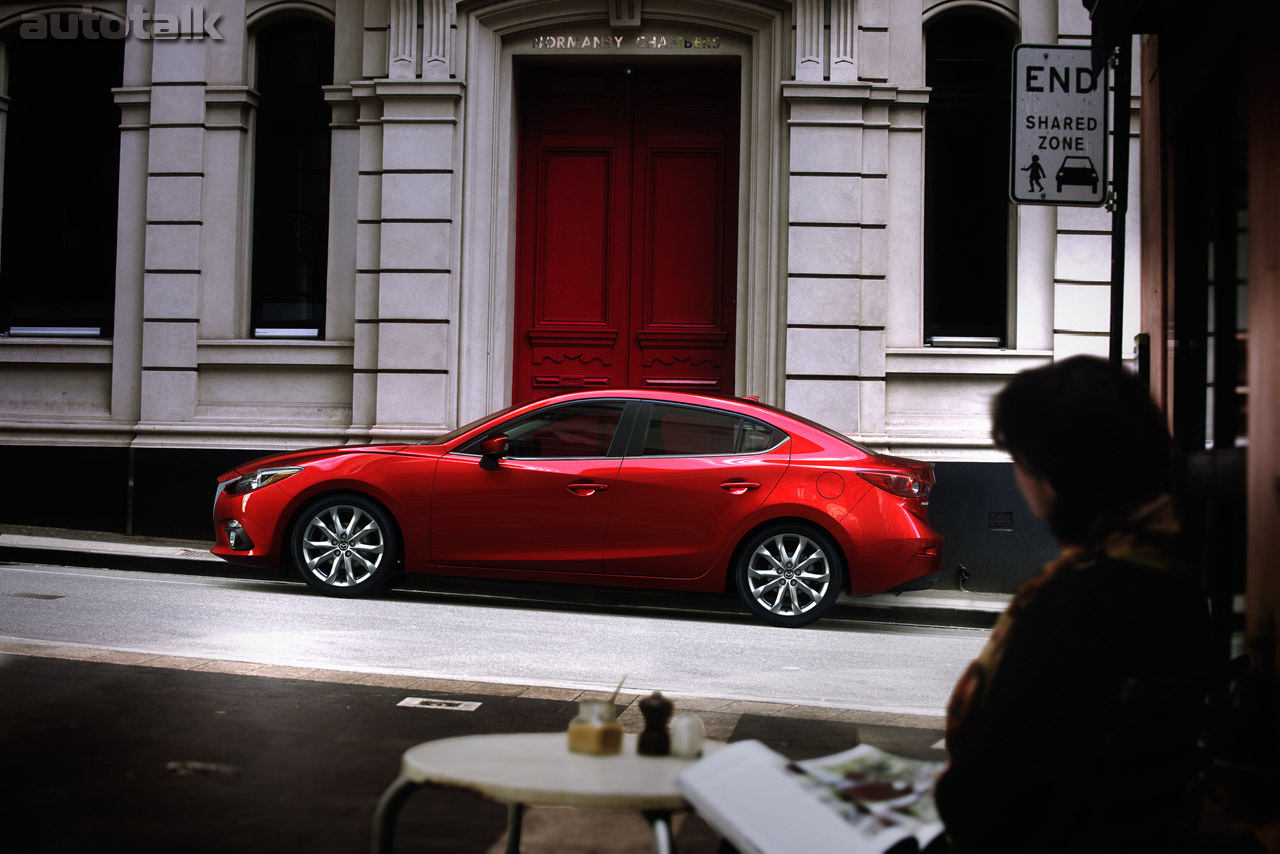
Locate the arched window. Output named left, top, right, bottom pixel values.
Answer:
left=0, top=19, right=123, bottom=336
left=923, top=13, right=1015, bottom=347
left=249, top=18, right=333, bottom=339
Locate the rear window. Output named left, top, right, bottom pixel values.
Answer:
left=641, top=403, right=785, bottom=456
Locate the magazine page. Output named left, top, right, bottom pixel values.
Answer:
left=677, top=740, right=930, bottom=854
left=791, top=743, right=946, bottom=848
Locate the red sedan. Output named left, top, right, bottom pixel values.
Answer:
left=211, top=390, right=941, bottom=627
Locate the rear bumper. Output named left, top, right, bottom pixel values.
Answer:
left=888, top=569, right=943, bottom=594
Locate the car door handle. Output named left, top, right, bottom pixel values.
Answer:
left=567, top=482, right=611, bottom=496
left=720, top=481, right=761, bottom=494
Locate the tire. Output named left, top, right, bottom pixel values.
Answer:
left=291, top=494, right=398, bottom=597
left=734, top=523, right=843, bottom=628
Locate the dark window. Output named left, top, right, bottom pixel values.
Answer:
left=0, top=23, right=123, bottom=336
left=923, top=14, right=1015, bottom=346
left=642, top=403, right=781, bottom=456
left=250, top=19, right=333, bottom=338
left=463, top=401, right=627, bottom=459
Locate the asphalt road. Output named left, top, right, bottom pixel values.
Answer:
left=0, top=561, right=988, bottom=715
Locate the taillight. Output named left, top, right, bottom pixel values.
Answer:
left=856, top=470, right=933, bottom=499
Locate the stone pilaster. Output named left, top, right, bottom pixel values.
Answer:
left=110, top=86, right=151, bottom=424
left=782, top=78, right=901, bottom=440
left=137, top=15, right=210, bottom=426
left=388, top=0, right=417, bottom=79
left=795, top=0, right=824, bottom=82
left=830, top=0, right=856, bottom=83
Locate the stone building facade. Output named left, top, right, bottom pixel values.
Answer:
left=0, top=0, right=1138, bottom=591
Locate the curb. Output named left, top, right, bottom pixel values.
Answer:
left=0, top=526, right=1008, bottom=627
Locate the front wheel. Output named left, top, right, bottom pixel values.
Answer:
left=734, top=524, right=843, bottom=627
left=291, top=494, right=398, bottom=597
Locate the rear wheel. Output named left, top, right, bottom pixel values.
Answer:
left=291, top=494, right=397, bottom=597
left=734, top=523, right=843, bottom=627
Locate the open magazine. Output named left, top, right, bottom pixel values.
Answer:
left=677, top=740, right=946, bottom=854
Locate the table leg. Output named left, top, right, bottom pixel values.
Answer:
left=504, top=802, right=525, bottom=854
left=644, top=810, right=677, bottom=854
left=371, top=774, right=418, bottom=854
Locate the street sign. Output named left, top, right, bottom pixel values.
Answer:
left=1010, top=44, right=1108, bottom=206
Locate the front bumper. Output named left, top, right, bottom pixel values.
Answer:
left=210, top=480, right=290, bottom=567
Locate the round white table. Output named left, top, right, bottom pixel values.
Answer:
left=371, top=732, right=720, bottom=853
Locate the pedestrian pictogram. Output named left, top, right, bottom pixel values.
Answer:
left=1020, top=155, right=1047, bottom=193
left=1010, top=44, right=1108, bottom=206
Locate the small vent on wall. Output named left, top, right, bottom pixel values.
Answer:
left=987, top=511, right=1014, bottom=532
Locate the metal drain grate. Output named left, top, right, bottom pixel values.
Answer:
left=397, top=697, right=482, bottom=712
left=987, top=511, right=1014, bottom=531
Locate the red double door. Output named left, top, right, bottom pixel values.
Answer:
left=514, top=64, right=740, bottom=402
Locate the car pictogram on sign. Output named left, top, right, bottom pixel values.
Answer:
left=1056, top=155, right=1099, bottom=194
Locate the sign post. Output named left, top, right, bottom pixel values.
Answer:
left=1010, top=44, right=1108, bottom=207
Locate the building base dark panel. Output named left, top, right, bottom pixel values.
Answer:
left=3, top=449, right=1059, bottom=594
left=0, top=446, right=269, bottom=541
left=0, top=446, right=132, bottom=533
left=131, top=448, right=272, bottom=540
left=926, top=461, right=1059, bottom=594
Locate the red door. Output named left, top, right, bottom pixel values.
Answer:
left=514, top=65, right=739, bottom=402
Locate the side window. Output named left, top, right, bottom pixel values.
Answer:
left=642, top=404, right=782, bottom=456
left=462, top=401, right=626, bottom=459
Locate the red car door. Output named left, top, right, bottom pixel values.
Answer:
left=605, top=403, right=789, bottom=579
left=430, top=401, right=627, bottom=573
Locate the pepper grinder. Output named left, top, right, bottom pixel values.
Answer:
left=637, top=690, right=673, bottom=756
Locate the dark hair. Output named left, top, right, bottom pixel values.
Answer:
left=992, top=355, right=1173, bottom=545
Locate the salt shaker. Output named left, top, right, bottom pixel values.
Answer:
left=637, top=690, right=673, bottom=755
left=670, top=712, right=705, bottom=758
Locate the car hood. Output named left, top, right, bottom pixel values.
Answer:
left=219, top=445, right=409, bottom=481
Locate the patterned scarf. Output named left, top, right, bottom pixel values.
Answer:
left=944, top=494, right=1182, bottom=757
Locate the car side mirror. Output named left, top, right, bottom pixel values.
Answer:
left=479, top=434, right=509, bottom=470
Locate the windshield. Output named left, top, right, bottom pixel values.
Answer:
left=418, top=401, right=526, bottom=445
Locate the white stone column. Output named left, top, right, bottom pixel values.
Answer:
left=199, top=87, right=255, bottom=341
left=325, top=85, right=360, bottom=344
left=783, top=83, right=880, bottom=435
left=369, top=81, right=459, bottom=438
left=351, top=80, right=384, bottom=438
left=137, top=6, right=210, bottom=425
left=422, top=0, right=452, bottom=81
left=111, top=86, right=152, bottom=424
left=856, top=0, right=889, bottom=84
left=830, top=0, right=856, bottom=83
left=795, top=0, right=824, bottom=82
left=389, top=0, right=418, bottom=79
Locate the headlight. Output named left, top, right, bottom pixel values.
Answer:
left=226, top=466, right=303, bottom=495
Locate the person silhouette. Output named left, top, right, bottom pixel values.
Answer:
left=1021, top=155, right=1046, bottom=192
left=934, top=356, right=1213, bottom=854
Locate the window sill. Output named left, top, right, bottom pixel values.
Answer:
left=0, top=337, right=113, bottom=365
left=885, top=348, right=1051, bottom=376
left=196, top=339, right=354, bottom=368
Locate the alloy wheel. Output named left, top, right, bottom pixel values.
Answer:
left=300, top=503, right=387, bottom=588
left=744, top=532, right=833, bottom=617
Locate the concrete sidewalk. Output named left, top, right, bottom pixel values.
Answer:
left=0, top=523, right=1011, bottom=627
